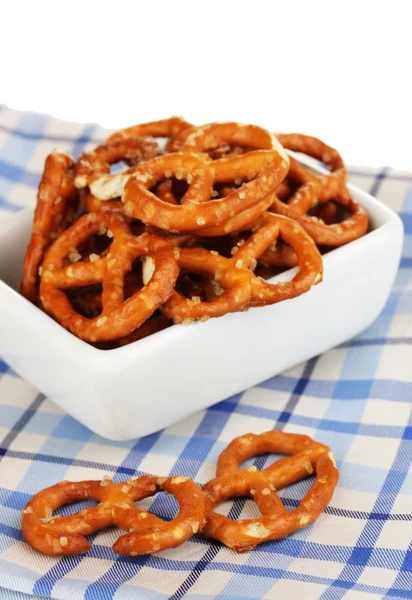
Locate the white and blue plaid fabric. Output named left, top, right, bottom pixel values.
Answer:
left=0, top=106, right=411, bottom=600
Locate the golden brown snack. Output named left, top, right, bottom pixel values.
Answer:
left=107, top=116, right=193, bottom=146
left=74, top=138, right=161, bottom=190
left=161, top=213, right=322, bottom=322
left=269, top=133, right=368, bottom=247
left=216, top=430, right=329, bottom=477
left=202, top=431, right=339, bottom=551
left=121, top=150, right=289, bottom=233
left=270, top=190, right=369, bottom=246
left=74, top=138, right=162, bottom=215
left=172, top=122, right=284, bottom=158
left=237, top=213, right=323, bottom=306
left=113, top=475, right=206, bottom=556
left=39, top=212, right=179, bottom=342
left=21, top=474, right=205, bottom=557
left=276, top=132, right=345, bottom=173
left=20, top=150, right=78, bottom=303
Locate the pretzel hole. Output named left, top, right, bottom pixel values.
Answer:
left=109, top=160, right=129, bottom=174
left=276, top=178, right=300, bottom=200
left=274, top=477, right=314, bottom=511
left=212, top=180, right=246, bottom=200
left=238, top=453, right=284, bottom=472
left=135, top=491, right=179, bottom=521
left=81, top=233, right=113, bottom=252
left=197, top=236, right=238, bottom=258
left=151, top=179, right=189, bottom=204
left=175, top=273, right=207, bottom=302
left=237, top=450, right=317, bottom=513
left=53, top=499, right=98, bottom=517
left=214, top=498, right=262, bottom=520
left=208, top=144, right=254, bottom=160
left=67, top=284, right=103, bottom=318
left=308, top=201, right=348, bottom=224
left=254, top=265, right=290, bottom=280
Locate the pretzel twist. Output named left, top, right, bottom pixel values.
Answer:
left=20, top=150, right=78, bottom=302
left=107, top=116, right=193, bottom=145
left=39, top=212, right=179, bottom=341
left=22, top=475, right=205, bottom=556
left=202, top=431, right=339, bottom=551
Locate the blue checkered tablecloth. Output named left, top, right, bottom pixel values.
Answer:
left=0, top=105, right=411, bottom=600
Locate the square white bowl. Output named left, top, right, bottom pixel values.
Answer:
left=0, top=159, right=404, bottom=440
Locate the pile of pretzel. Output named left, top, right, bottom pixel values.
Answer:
left=22, top=430, right=339, bottom=556
left=20, top=118, right=368, bottom=346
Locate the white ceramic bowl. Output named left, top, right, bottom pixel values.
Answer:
left=0, top=159, right=404, bottom=440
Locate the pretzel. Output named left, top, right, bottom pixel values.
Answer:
left=39, top=212, right=179, bottom=341
left=270, top=190, right=368, bottom=246
left=73, top=137, right=162, bottom=215
left=216, top=431, right=329, bottom=477
left=276, top=132, right=345, bottom=173
left=258, top=241, right=298, bottom=268
left=80, top=189, right=125, bottom=214
left=201, top=431, right=339, bottom=551
left=270, top=155, right=347, bottom=218
left=192, top=193, right=275, bottom=237
left=106, top=116, right=193, bottom=146
left=172, top=122, right=285, bottom=158
left=231, top=213, right=323, bottom=306
left=160, top=247, right=253, bottom=322
left=22, top=474, right=205, bottom=556
left=68, top=272, right=143, bottom=318
left=74, top=138, right=161, bottom=190
left=20, top=150, right=78, bottom=303
left=159, top=213, right=322, bottom=322
left=122, top=150, right=289, bottom=233
left=113, top=475, right=206, bottom=556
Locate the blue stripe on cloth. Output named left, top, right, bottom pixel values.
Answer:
left=0, top=160, right=40, bottom=187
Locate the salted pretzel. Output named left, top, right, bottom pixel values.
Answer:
left=113, top=475, right=206, bottom=556
left=190, top=194, right=276, bottom=237
left=125, top=152, right=289, bottom=232
left=270, top=189, right=368, bottom=246
left=22, top=474, right=205, bottom=556
left=106, top=116, right=193, bottom=146
left=171, top=122, right=285, bottom=159
left=201, top=431, right=339, bottom=551
left=276, top=132, right=348, bottom=208
left=160, top=248, right=253, bottom=322
left=276, top=133, right=345, bottom=174
left=267, top=133, right=368, bottom=246
left=74, top=138, right=161, bottom=190
left=158, top=213, right=322, bottom=322
left=39, top=212, right=179, bottom=342
left=74, top=137, right=162, bottom=215
left=166, top=123, right=290, bottom=234
left=235, top=213, right=323, bottom=305
left=20, top=150, right=78, bottom=303
left=88, top=149, right=287, bottom=234
left=68, top=272, right=144, bottom=318
left=216, top=431, right=329, bottom=477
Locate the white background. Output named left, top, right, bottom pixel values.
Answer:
left=1, top=0, right=411, bottom=169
